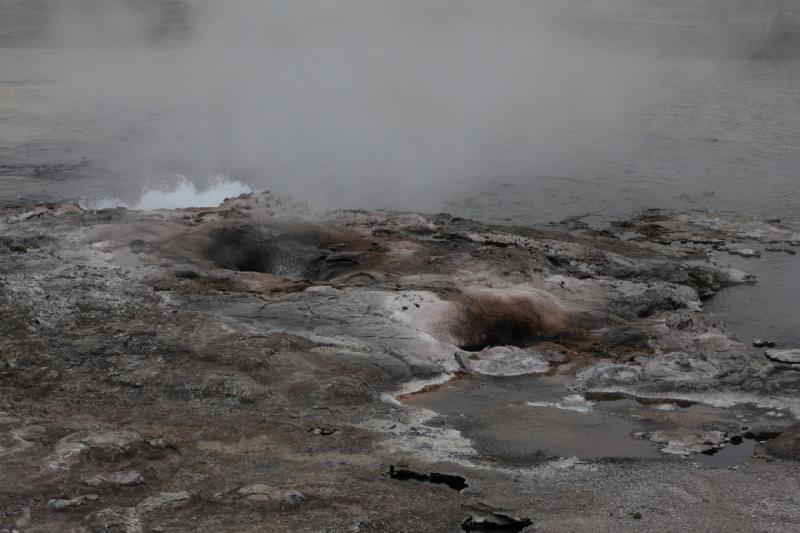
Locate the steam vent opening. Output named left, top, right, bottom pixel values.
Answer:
left=206, top=226, right=361, bottom=281
left=453, top=292, right=573, bottom=352
left=458, top=317, right=545, bottom=352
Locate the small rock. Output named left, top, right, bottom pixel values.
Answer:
left=765, top=246, right=797, bottom=255
left=46, top=440, right=89, bottom=470
left=129, top=240, right=146, bottom=254
left=544, top=350, right=569, bottom=364
left=461, top=503, right=532, bottom=532
left=83, top=470, right=144, bottom=488
left=753, top=339, right=776, bottom=348
left=466, top=346, right=549, bottom=376
left=80, top=430, right=144, bottom=460
left=637, top=430, right=727, bottom=455
left=83, top=507, right=143, bottom=533
left=15, top=208, right=48, bottom=221
left=136, top=491, right=191, bottom=514
left=309, top=427, right=338, bottom=436
left=13, top=507, right=30, bottom=529
left=49, top=494, right=99, bottom=510
left=12, top=424, right=51, bottom=443
left=728, top=248, right=761, bottom=258
left=147, top=437, right=170, bottom=449
left=226, top=484, right=305, bottom=507
left=765, top=349, right=800, bottom=364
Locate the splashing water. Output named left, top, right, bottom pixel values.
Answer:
left=527, top=395, right=596, bottom=414
left=81, top=175, right=253, bottom=211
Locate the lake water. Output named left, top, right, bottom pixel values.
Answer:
left=3, top=52, right=799, bottom=222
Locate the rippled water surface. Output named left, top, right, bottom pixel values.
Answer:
left=3, top=49, right=799, bottom=224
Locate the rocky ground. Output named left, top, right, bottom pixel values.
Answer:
left=2, top=193, right=800, bottom=532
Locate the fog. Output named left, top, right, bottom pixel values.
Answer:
left=5, top=0, right=795, bottom=210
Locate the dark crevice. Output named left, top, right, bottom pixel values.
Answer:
left=206, top=226, right=360, bottom=281
left=388, top=466, right=468, bottom=492
left=461, top=505, right=533, bottom=532
left=584, top=391, right=697, bottom=408
left=743, top=430, right=782, bottom=441
left=458, top=318, right=548, bottom=352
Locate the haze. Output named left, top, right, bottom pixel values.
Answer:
left=2, top=0, right=793, bottom=211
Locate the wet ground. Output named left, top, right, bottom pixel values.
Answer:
left=695, top=438, right=758, bottom=469
left=404, top=374, right=788, bottom=467
left=404, top=375, right=663, bottom=462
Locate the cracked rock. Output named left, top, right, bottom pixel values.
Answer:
left=460, top=503, right=533, bottom=532
left=78, top=430, right=144, bottom=461
left=228, top=484, right=305, bottom=507
left=82, top=507, right=143, bottom=533
left=83, top=470, right=144, bottom=488
left=136, top=491, right=192, bottom=514
left=49, top=494, right=99, bottom=511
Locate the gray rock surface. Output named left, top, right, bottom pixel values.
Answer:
left=0, top=194, right=799, bottom=531
left=83, top=470, right=144, bottom=488
left=765, top=349, right=800, bottom=364
left=136, top=491, right=191, bottom=514
left=82, top=507, right=143, bottom=533
left=48, top=494, right=98, bottom=511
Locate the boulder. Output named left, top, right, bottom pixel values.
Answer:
left=765, top=349, right=800, bottom=364
left=765, top=424, right=800, bottom=460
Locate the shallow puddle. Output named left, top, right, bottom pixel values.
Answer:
left=694, top=438, right=758, bottom=469
left=402, top=374, right=783, bottom=466
left=706, top=251, right=800, bottom=351
left=403, top=375, right=664, bottom=463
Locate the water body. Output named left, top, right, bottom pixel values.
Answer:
left=695, top=438, right=758, bottom=469
left=404, top=375, right=778, bottom=465
left=3, top=51, right=800, bottom=222
left=705, top=251, right=800, bottom=350
left=404, top=375, right=664, bottom=463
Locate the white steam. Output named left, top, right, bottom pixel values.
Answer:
left=37, top=1, right=656, bottom=208
left=81, top=175, right=252, bottom=211
left=133, top=175, right=252, bottom=210
left=22, top=1, right=786, bottom=212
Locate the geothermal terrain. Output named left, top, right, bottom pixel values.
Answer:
left=1, top=193, right=800, bottom=532
left=2, top=2, right=800, bottom=532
